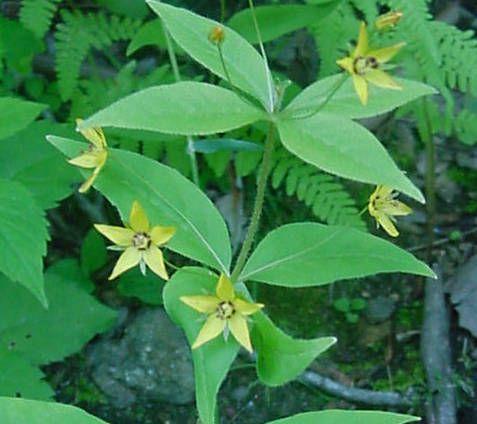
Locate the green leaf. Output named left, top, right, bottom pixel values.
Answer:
left=0, top=98, right=46, bottom=140
left=80, top=82, right=265, bottom=136
left=147, top=1, right=272, bottom=110
left=80, top=228, right=107, bottom=275
left=0, top=261, right=117, bottom=365
left=240, top=223, right=435, bottom=287
left=164, top=267, right=239, bottom=424
left=0, top=121, right=80, bottom=209
left=285, top=75, right=437, bottom=119
left=277, top=114, right=424, bottom=203
left=193, top=138, right=262, bottom=153
left=0, top=179, right=48, bottom=307
left=333, top=298, right=350, bottom=312
left=227, top=3, right=341, bottom=44
left=47, top=136, right=232, bottom=273
left=117, top=268, right=164, bottom=305
left=0, top=398, right=110, bottom=424
left=96, top=0, right=148, bottom=18
left=0, top=353, right=54, bottom=400
left=252, top=312, right=336, bottom=386
left=264, top=410, right=420, bottom=424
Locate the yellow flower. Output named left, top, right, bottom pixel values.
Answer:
left=368, top=185, right=412, bottom=237
left=95, top=201, right=176, bottom=280
left=180, top=274, right=264, bottom=352
left=375, top=11, right=403, bottom=31
left=68, top=119, right=108, bottom=193
left=336, top=21, right=405, bottom=105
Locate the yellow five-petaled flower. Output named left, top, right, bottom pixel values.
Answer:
left=180, top=274, right=264, bottom=353
left=368, top=185, right=412, bottom=237
left=336, top=21, right=405, bottom=105
left=68, top=119, right=108, bottom=193
left=95, top=201, right=176, bottom=280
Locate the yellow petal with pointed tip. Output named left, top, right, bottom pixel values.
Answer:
left=180, top=295, right=220, bottom=313
left=352, top=74, right=369, bottom=105
left=368, top=42, right=405, bottom=64
left=228, top=314, right=253, bottom=352
left=366, top=69, right=401, bottom=90
left=76, top=119, right=107, bottom=149
left=216, top=274, right=234, bottom=301
left=150, top=225, right=176, bottom=246
left=354, top=21, right=368, bottom=58
left=129, top=201, right=150, bottom=232
left=374, top=211, right=399, bottom=237
left=234, top=298, right=264, bottom=316
left=94, top=224, right=134, bottom=246
left=68, top=152, right=100, bottom=168
left=109, top=246, right=141, bottom=280
left=143, top=245, right=169, bottom=280
left=381, top=200, right=412, bottom=216
left=336, top=57, right=354, bottom=75
left=192, top=314, right=226, bottom=349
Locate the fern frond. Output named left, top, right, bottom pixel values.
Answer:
left=349, top=0, right=378, bottom=23
left=20, top=0, right=61, bottom=38
left=270, top=149, right=366, bottom=229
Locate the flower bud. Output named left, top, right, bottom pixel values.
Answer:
left=208, top=25, right=225, bottom=44
left=375, top=11, right=403, bottom=31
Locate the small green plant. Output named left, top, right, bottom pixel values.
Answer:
left=333, top=296, right=367, bottom=324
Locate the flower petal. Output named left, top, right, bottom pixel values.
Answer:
left=76, top=119, right=107, bottom=149
left=68, top=152, right=100, bottom=168
left=354, top=21, right=368, bottom=58
left=150, top=225, right=176, bottom=246
left=192, top=314, right=226, bottom=349
left=129, top=201, right=150, bottom=232
left=374, top=211, right=399, bottom=237
left=143, top=245, right=169, bottom=280
left=234, top=298, right=264, bottom=316
left=365, top=69, right=401, bottom=90
left=94, top=224, right=134, bottom=246
left=336, top=57, right=354, bottom=75
left=381, top=200, right=412, bottom=216
left=109, top=247, right=141, bottom=280
left=180, top=295, right=220, bottom=313
left=216, top=274, right=234, bottom=301
left=368, top=42, right=405, bottom=64
left=352, top=74, right=369, bottom=105
left=228, top=314, right=253, bottom=352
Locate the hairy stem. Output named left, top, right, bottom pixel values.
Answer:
left=230, top=122, right=276, bottom=282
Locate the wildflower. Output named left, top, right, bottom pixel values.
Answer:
left=375, top=11, right=403, bottom=31
left=336, top=21, right=405, bottom=105
left=208, top=25, right=225, bottom=44
left=368, top=185, right=412, bottom=237
left=180, top=274, right=263, bottom=352
left=68, top=119, right=108, bottom=193
left=95, top=201, right=176, bottom=280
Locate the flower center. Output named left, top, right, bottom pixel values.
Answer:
left=353, top=56, right=379, bottom=75
left=132, top=232, right=151, bottom=250
left=216, top=301, right=235, bottom=320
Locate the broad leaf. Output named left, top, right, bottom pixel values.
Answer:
left=48, top=136, right=232, bottom=273
left=264, top=410, right=420, bottom=424
left=284, top=74, right=437, bottom=119
left=0, top=261, right=117, bottom=365
left=80, top=82, right=265, bottom=136
left=147, top=1, right=272, bottom=110
left=117, top=267, right=164, bottom=305
left=0, top=121, right=79, bottom=209
left=277, top=114, right=424, bottom=202
left=164, top=267, right=239, bottom=424
left=0, top=398, right=110, bottom=424
left=0, top=179, right=48, bottom=307
left=240, top=223, right=435, bottom=287
left=0, top=353, right=54, bottom=400
left=193, top=138, right=262, bottom=153
left=80, top=228, right=107, bottom=275
left=252, top=312, right=336, bottom=386
left=228, top=2, right=341, bottom=44
left=0, top=98, right=46, bottom=140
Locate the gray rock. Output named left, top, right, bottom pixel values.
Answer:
left=365, top=296, right=397, bottom=323
left=87, top=308, right=194, bottom=408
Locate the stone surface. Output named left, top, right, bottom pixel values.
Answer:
left=87, top=307, right=194, bottom=408
left=365, top=295, right=397, bottom=324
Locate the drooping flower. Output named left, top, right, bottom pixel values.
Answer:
left=68, top=119, right=108, bottom=193
left=368, top=185, right=412, bottom=237
left=336, top=21, right=405, bottom=105
left=180, top=274, right=264, bottom=352
left=95, top=201, right=176, bottom=280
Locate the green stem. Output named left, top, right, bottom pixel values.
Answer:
left=161, top=20, right=200, bottom=186
left=230, top=122, right=276, bottom=282
left=220, top=0, right=226, bottom=23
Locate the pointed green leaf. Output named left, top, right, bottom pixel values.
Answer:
left=0, top=398, right=110, bottom=424
left=47, top=136, right=232, bottom=273
left=285, top=75, right=437, bottom=119
left=240, top=223, right=435, bottom=287
left=80, top=82, right=264, bottom=136
left=0, top=97, right=46, bottom=140
left=277, top=114, right=424, bottom=202
left=164, top=267, right=239, bottom=424
left=265, top=410, right=420, bottom=424
left=0, top=179, right=48, bottom=307
left=0, top=261, right=117, bottom=365
left=253, top=312, right=336, bottom=386
left=147, top=1, right=272, bottom=110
